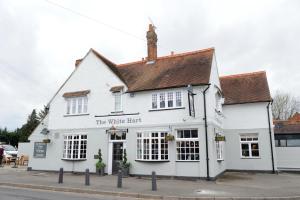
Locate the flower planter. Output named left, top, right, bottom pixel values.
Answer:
left=97, top=168, right=105, bottom=176
left=122, top=167, right=129, bottom=177
left=42, top=139, right=51, bottom=143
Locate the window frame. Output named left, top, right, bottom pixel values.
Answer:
left=136, top=131, right=169, bottom=161
left=65, top=96, right=88, bottom=115
left=216, top=140, right=224, bottom=161
left=113, top=91, right=122, bottom=112
left=62, top=134, right=87, bottom=160
left=240, top=135, right=260, bottom=159
left=151, top=91, right=183, bottom=110
left=175, top=129, right=200, bottom=161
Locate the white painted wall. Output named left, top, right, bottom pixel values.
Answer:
left=276, top=147, right=300, bottom=170
left=223, top=103, right=270, bottom=130
left=222, top=103, right=276, bottom=171
left=17, top=142, right=31, bottom=157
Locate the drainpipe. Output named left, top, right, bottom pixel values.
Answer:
left=203, top=84, right=210, bottom=180
left=267, top=100, right=275, bottom=174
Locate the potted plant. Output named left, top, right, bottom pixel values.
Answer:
left=95, top=149, right=106, bottom=176
left=165, top=134, right=175, bottom=141
left=120, top=149, right=130, bottom=177
left=42, top=139, right=51, bottom=143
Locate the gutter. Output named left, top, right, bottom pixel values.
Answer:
left=267, top=100, right=275, bottom=174
left=202, top=84, right=210, bottom=180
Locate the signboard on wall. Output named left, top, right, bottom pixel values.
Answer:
left=188, top=91, right=195, bottom=117
left=96, top=115, right=142, bottom=127
left=33, top=142, right=47, bottom=158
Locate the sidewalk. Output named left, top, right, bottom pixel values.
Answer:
left=1, top=166, right=300, bottom=199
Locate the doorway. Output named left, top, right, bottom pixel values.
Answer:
left=112, top=142, right=123, bottom=174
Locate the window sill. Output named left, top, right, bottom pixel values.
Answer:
left=175, top=160, right=200, bottom=162
left=149, top=107, right=185, bottom=112
left=61, top=158, right=87, bottom=161
left=64, top=113, right=89, bottom=117
left=217, top=159, right=224, bottom=162
left=135, top=160, right=170, bottom=162
left=240, top=157, right=261, bottom=159
left=111, top=111, right=123, bottom=114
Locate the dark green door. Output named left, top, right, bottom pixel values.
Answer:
left=112, top=142, right=123, bottom=174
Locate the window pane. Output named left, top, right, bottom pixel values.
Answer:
left=152, top=94, right=157, bottom=109
left=287, top=139, right=300, bottom=147
left=114, top=92, right=121, bottom=111
left=280, top=139, right=287, bottom=147
left=66, top=99, right=71, bottom=114
left=191, top=130, right=198, bottom=138
left=275, top=140, right=279, bottom=147
left=72, top=98, right=76, bottom=114
left=177, top=130, right=183, bottom=138
left=184, top=130, right=190, bottom=138
left=78, top=98, right=83, bottom=114
left=176, top=92, right=182, bottom=107
left=167, top=92, right=173, bottom=107
left=159, top=93, right=165, bottom=108
left=83, top=97, right=88, bottom=113
left=241, top=143, right=249, bottom=157
left=252, top=150, right=259, bottom=157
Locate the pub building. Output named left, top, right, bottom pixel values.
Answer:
left=27, top=24, right=276, bottom=180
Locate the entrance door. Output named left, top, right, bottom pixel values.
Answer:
left=112, top=142, right=123, bottom=174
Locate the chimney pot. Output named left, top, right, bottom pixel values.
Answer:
left=146, top=24, right=157, bottom=61
left=171, top=51, right=174, bottom=55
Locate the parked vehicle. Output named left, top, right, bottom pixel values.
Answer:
left=0, top=145, right=18, bottom=161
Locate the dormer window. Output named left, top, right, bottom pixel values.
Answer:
left=151, top=91, right=182, bottom=110
left=63, top=90, right=90, bottom=115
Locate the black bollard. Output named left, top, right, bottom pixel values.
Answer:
left=117, top=170, right=122, bottom=188
left=85, top=168, right=90, bottom=186
left=58, top=168, right=63, bottom=184
left=152, top=171, right=157, bottom=191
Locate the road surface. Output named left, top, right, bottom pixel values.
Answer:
left=0, top=186, right=137, bottom=200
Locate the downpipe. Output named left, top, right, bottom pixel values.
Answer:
left=267, top=101, right=275, bottom=174
left=203, top=84, right=210, bottom=180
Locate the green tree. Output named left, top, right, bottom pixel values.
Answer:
left=18, top=109, right=39, bottom=142
left=37, top=105, right=49, bottom=121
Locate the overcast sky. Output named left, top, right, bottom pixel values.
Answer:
left=1, top=0, right=299, bottom=130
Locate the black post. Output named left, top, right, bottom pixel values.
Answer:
left=151, top=171, right=157, bottom=191
left=58, top=168, right=63, bottom=184
left=85, top=168, right=90, bottom=186
left=267, top=101, right=275, bottom=174
left=117, top=170, right=122, bottom=188
left=203, top=85, right=210, bottom=180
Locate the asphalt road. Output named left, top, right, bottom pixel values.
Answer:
left=0, top=186, right=137, bottom=200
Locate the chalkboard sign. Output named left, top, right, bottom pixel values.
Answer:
left=33, top=142, right=47, bottom=158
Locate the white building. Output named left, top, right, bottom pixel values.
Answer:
left=27, top=24, right=276, bottom=180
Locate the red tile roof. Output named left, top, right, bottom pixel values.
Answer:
left=274, top=113, right=300, bottom=134
left=220, top=71, right=272, bottom=105
left=117, top=48, right=214, bottom=92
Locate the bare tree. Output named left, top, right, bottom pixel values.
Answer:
left=272, top=91, right=300, bottom=120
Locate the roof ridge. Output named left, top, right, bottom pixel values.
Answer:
left=117, top=47, right=215, bottom=67
left=220, top=71, right=266, bottom=79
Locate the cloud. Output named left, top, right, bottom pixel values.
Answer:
left=0, top=0, right=299, bottom=130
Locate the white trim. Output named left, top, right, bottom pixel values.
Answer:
left=239, top=134, right=260, bottom=159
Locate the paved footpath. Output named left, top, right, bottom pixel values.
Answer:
left=1, top=166, right=300, bottom=199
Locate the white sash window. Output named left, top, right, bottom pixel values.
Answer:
left=136, top=132, right=168, bottom=161
left=63, top=134, right=87, bottom=160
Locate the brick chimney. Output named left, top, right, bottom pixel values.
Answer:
left=146, top=24, right=157, bottom=61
